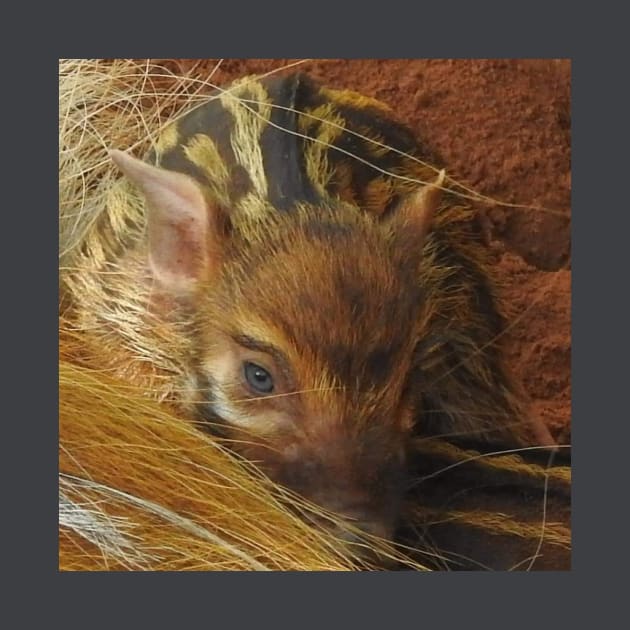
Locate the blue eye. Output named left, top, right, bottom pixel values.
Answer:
left=243, top=362, right=274, bottom=394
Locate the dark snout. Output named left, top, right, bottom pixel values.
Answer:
left=293, top=471, right=407, bottom=566
left=255, top=429, right=410, bottom=564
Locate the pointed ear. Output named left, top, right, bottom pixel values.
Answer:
left=393, top=169, right=446, bottom=248
left=110, top=149, right=221, bottom=296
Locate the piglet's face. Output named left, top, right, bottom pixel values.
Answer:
left=191, top=210, right=431, bottom=543
left=110, top=149, right=444, bottom=546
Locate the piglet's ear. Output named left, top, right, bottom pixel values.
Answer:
left=393, top=169, right=446, bottom=249
left=110, top=149, right=220, bottom=296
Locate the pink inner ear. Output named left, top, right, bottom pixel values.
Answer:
left=110, top=150, right=216, bottom=295
left=148, top=211, right=208, bottom=291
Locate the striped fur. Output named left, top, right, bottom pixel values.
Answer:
left=62, top=70, right=567, bottom=568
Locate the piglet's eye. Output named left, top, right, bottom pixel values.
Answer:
left=243, top=361, right=274, bottom=394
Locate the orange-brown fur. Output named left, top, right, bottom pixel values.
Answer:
left=64, top=72, right=555, bottom=552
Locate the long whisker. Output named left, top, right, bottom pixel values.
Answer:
left=410, top=444, right=569, bottom=487
left=525, top=446, right=555, bottom=571
left=209, top=386, right=347, bottom=404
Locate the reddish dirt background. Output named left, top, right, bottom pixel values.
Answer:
left=171, top=59, right=571, bottom=445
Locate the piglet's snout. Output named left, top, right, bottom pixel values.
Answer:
left=276, top=437, right=406, bottom=549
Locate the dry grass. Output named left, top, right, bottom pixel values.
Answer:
left=58, top=58, right=570, bottom=571
left=59, top=59, right=430, bottom=571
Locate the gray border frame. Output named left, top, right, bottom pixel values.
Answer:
left=10, top=0, right=624, bottom=625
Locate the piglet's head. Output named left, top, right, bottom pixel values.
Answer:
left=111, top=149, right=444, bottom=550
